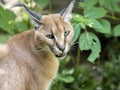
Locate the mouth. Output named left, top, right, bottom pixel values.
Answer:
left=49, top=47, right=66, bottom=59
left=55, top=53, right=66, bottom=58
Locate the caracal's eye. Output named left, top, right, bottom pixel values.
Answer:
left=64, top=31, right=70, bottom=36
left=46, top=34, right=55, bottom=39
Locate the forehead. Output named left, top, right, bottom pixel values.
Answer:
left=41, top=14, right=67, bottom=33
left=41, top=14, right=63, bottom=24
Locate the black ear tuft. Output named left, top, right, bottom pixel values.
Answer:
left=12, top=3, right=43, bottom=30
left=12, top=3, right=24, bottom=7
left=12, top=3, right=42, bottom=22
left=60, top=8, right=67, bottom=16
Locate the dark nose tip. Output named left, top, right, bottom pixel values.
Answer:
left=57, top=43, right=65, bottom=51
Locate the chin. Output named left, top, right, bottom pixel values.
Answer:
left=55, top=54, right=66, bottom=60
left=49, top=45, right=70, bottom=60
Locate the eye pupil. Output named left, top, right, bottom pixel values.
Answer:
left=46, top=34, right=54, bottom=39
left=64, top=31, right=70, bottom=36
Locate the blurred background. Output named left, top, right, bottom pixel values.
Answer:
left=0, top=0, right=120, bottom=90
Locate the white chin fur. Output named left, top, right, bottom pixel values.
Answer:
left=57, top=55, right=66, bottom=60
left=50, top=45, right=70, bottom=59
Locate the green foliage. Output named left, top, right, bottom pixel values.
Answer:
left=0, top=0, right=50, bottom=43
left=0, top=6, right=30, bottom=37
left=0, top=6, right=16, bottom=34
left=79, top=32, right=101, bottom=62
left=72, top=0, right=120, bottom=62
left=93, top=19, right=111, bottom=34
left=34, top=0, right=50, bottom=9
left=72, top=24, right=81, bottom=43
left=84, top=7, right=107, bottom=19
left=14, top=21, right=29, bottom=32
left=100, top=0, right=120, bottom=12
left=84, top=0, right=97, bottom=8
left=100, top=54, right=120, bottom=90
left=51, top=52, right=120, bottom=90
left=0, top=34, right=11, bottom=43
left=113, top=24, right=120, bottom=37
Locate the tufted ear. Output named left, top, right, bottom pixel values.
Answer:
left=60, top=0, right=84, bottom=22
left=12, top=3, right=43, bottom=30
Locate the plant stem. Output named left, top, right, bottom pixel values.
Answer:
left=105, top=15, right=120, bottom=21
left=77, top=48, right=81, bottom=66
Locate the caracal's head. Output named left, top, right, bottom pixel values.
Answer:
left=13, top=0, right=81, bottom=59
left=35, top=14, right=74, bottom=59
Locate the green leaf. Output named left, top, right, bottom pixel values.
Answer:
left=88, top=42, right=101, bottom=63
left=62, top=76, right=74, bottom=83
left=34, top=0, right=50, bottom=9
left=84, top=7, right=107, bottom=19
left=72, top=14, right=87, bottom=29
left=57, top=74, right=74, bottom=83
left=72, top=24, right=81, bottom=43
left=0, top=34, right=11, bottom=44
left=84, top=0, right=97, bottom=7
left=98, top=0, right=105, bottom=6
left=79, top=32, right=101, bottom=62
left=14, top=21, right=28, bottom=32
left=72, top=14, right=85, bottom=24
left=92, top=20, right=104, bottom=30
left=103, top=0, right=120, bottom=12
left=79, top=0, right=97, bottom=8
left=79, top=2, right=86, bottom=9
left=93, top=19, right=111, bottom=34
left=79, top=32, right=92, bottom=50
left=0, top=6, right=16, bottom=34
left=113, top=25, right=120, bottom=37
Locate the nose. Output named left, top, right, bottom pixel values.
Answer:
left=56, top=43, right=65, bottom=51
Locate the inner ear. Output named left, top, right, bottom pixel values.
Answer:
left=59, top=0, right=80, bottom=22
left=31, top=20, right=44, bottom=30
left=60, top=8, right=72, bottom=22
left=34, top=24, right=44, bottom=31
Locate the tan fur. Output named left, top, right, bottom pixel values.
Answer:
left=0, top=14, right=74, bottom=90
left=0, top=45, right=8, bottom=59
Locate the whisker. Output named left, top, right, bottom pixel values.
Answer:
left=70, top=46, right=78, bottom=51
left=32, top=48, right=49, bottom=53
left=37, top=49, right=48, bottom=52
left=70, top=42, right=79, bottom=46
left=70, top=42, right=78, bottom=51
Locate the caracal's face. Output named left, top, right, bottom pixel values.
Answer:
left=35, top=14, right=74, bottom=59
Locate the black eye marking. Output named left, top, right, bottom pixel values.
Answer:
left=46, top=34, right=55, bottom=39
left=64, top=31, right=70, bottom=36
